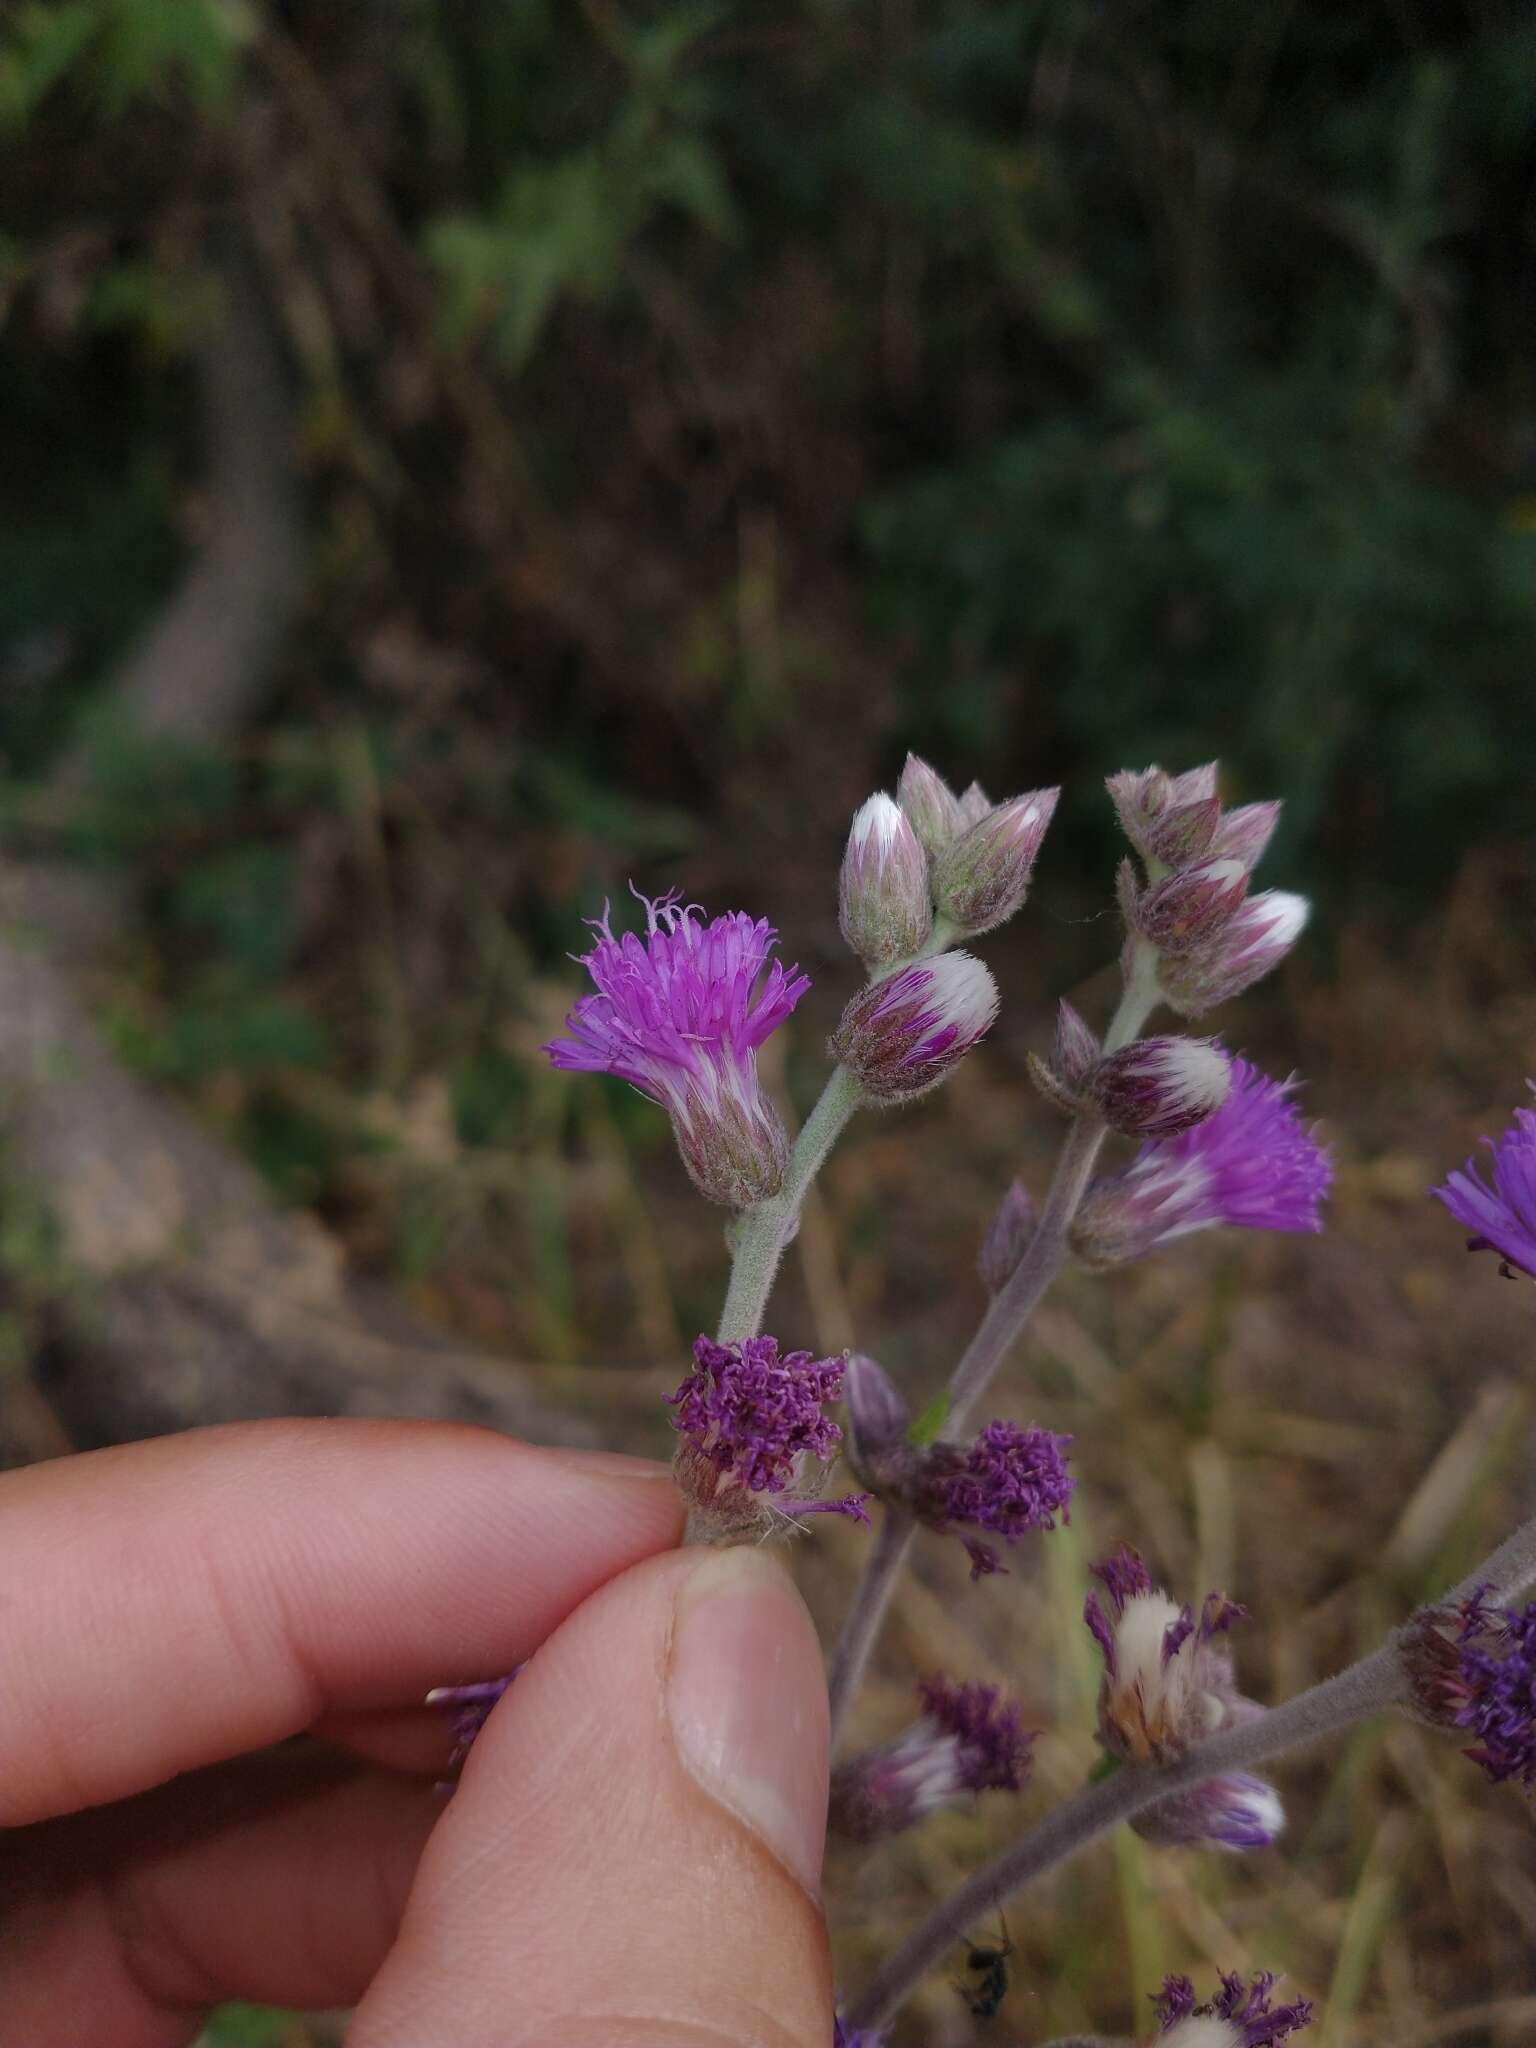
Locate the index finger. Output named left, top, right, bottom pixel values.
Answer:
left=0, top=1418, right=681, bottom=1827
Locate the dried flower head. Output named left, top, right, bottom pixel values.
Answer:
left=839, top=793, right=934, bottom=967
left=1432, top=1086, right=1536, bottom=1281
left=1404, top=1591, right=1536, bottom=1787
left=1151, top=1972, right=1312, bottom=2046
left=832, top=951, right=999, bottom=1103
left=1085, top=1545, right=1253, bottom=1765
left=544, top=890, right=808, bottom=1208
left=1073, top=1056, right=1332, bottom=1266
left=829, top=1675, right=1034, bottom=1842
left=913, top=1419, right=1075, bottom=1578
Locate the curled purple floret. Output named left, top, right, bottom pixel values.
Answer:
left=1154, top=1969, right=1313, bottom=2043
left=913, top=1419, right=1074, bottom=1578
left=916, top=1675, right=1034, bottom=1794
left=1451, top=1596, right=1536, bottom=1786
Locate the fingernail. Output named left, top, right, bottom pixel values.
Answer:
left=667, top=1546, right=829, bottom=1897
left=541, top=1447, right=676, bottom=1483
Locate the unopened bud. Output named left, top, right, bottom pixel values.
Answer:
left=1130, top=858, right=1250, bottom=954
left=1106, top=762, right=1216, bottom=857
left=1025, top=998, right=1102, bottom=1117
left=832, top=951, right=999, bottom=1103
left=1158, top=891, right=1308, bottom=1016
left=1090, top=1036, right=1230, bottom=1138
left=839, top=793, right=933, bottom=966
left=956, top=780, right=994, bottom=827
left=897, top=752, right=963, bottom=856
left=1144, top=796, right=1221, bottom=870
left=978, top=1178, right=1035, bottom=1293
left=1133, top=1770, right=1284, bottom=1852
left=933, top=787, right=1059, bottom=935
left=1210, top=799, right=1281, bottom=872
left=844, top=1351, right=915, bottom=1489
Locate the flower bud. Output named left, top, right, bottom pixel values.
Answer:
left=1210, top=800, right=1281, bottom=872
left=933, top=787, right=1059, bottom=935
left=978, top=1178, right=1035, bottom=1293
left=897, top=752, right=963, bottom=857
left=1025, top=998, right=1102, bottom=1116
left=838, top=793, right=933, bottom=967
left=1107, top=763, right=1217, bottom=858
left=843, top=1351, right=916, bottom=1490
left=1143, top=795, right=1222, bottom=870
left=1158, top=892, right=1308, bottom=1016
left=956, top=779, right=993, bottom=828
left=1133, top=1771, right=1284, bottom=1853
left=829, top=1676, right=1033, bottom=1843
left=832, top=951, right=999, bottom=1103
left=1090, top=1037, right=1230, bottom=1138
left=1130, top=858, right=1250, bottom=954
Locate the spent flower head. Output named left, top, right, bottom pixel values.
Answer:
left=1085, top=1545, right=1253, bottom=1765
left=1432, top=1086, right=1536, bottom=1282
left=1074, top=1056, right=1332, bottom=1266
left=829, top=1675, right=1033, bottom=1842
left=544, top=889, right=808, bottom=1208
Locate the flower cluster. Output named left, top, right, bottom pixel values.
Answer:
left=543, top=890, right=808, bottom=1209
left=1432, top=1085, right=1536, bottom=1282
left=830, top=1676, right=1033, bottom=1842
left=1404, top=1590, right=1536, bottom=1787
left=1152, top=1971, right=1313, bottom=2046
left=667, top=1334, right=866, bottom=1530
left=914, top=1419, right=1076, bottom=1579
left=1074, top=1056, right=1333, bottom=1266
left=1108, top=763, right=1307, bottom=1017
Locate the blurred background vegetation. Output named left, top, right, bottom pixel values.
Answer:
left=1, top=3, right=1535, bottom=2043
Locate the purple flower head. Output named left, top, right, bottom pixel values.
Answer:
left=1091, top=1036, right=1232, bottom=1140
left=1153, top=1971, right=1313, bottom=2047
left=1432, top=1086, right=1536, bottom=1281
left=1405, top=1591, right=1536, bottom=1787
left=839, top=793, right=933, bottom=967
left=667, top=1335, right=866, bottom=1531
left=543, top=889, right=809, bottom=1208
left=1073, top=1056, right=1333, bottom=1266
left=426, top=1672, right=518, bottom=1773
left=1085, top=1545, right=1253, bottom=1765
left=829, top=1675, right=1033, bottom=1842
left=1134, top=1770, right=1284, bottom=1853
left=832, top=950, right=999, bottom=1105
left=913, top=1419, right=1075, bottom=1579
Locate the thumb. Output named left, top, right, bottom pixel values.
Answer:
left=349, top=1545, right=835, bottom=2048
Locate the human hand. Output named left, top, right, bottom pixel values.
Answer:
left=0, top=1419, right=834, bottom=2045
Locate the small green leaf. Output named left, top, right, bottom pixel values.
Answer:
left=907, top=1391, right=951, bottom=1448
